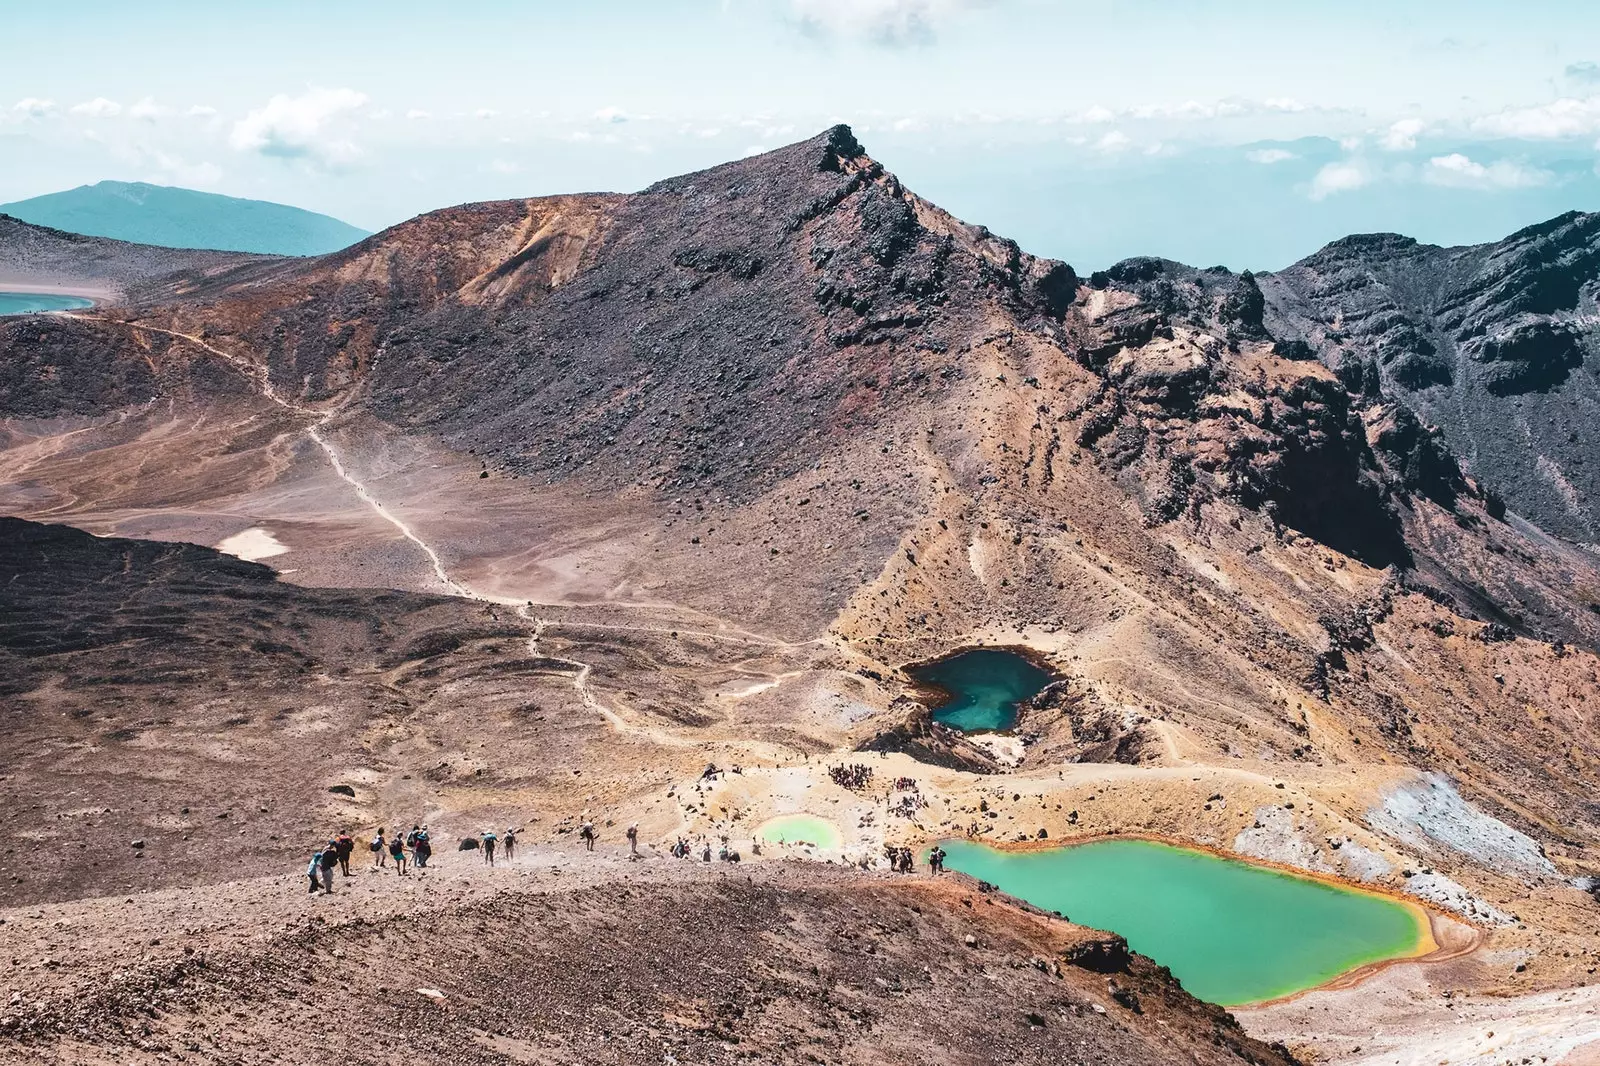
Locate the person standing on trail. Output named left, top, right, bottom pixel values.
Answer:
left=372, top=828, right=387, bottom=868
left=317, top=839, right=339, bottom=893
left=335, top=831, right=355, bottom=876
left=626, top=823, right=639, bottom=859
left=307, top=849, right=324, bottom=894
left=481, top=828, right=497, bottom=866
left=414, top=831, right=432, bottom=870
left=579, top=820, right=596, bottom=852
left=390, top=829, right=407, bottom=875
left=503, top=827, right=517, bottom=861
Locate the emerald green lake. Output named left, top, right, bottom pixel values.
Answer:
left=940, top=838, right=1424, bottom=1005
left=0, top=292, right=93, bottom=316
left=758, top=814, right=842, bottom=849
left=909, top=648, right=1053, bottom=732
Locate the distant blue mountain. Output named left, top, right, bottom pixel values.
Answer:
left=0, top=181, right=370, bottom=257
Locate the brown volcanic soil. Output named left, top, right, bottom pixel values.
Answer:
left=0, top=855, right=1295, bottom=1066
left=5, top=127, right=1600, bottom=1062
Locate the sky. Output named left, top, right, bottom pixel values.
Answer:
left=3, top=0, right=1600, bottom=269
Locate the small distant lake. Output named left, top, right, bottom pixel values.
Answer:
left=940, top=837, right=1427, bottom=1005
left=757, top=814, right=841, bottom=849
left=908, top=648, right=1054, bottom=732
left=0, top=292, right=94, bottom=316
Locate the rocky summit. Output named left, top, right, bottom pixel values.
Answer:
left=3, top=127, right=1600, bottom=1065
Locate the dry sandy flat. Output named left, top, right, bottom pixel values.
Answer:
left=214, top=526, right=290, bottom=561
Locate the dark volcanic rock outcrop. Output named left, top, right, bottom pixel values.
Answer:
left=1258, top=212, right=1600, bottom=542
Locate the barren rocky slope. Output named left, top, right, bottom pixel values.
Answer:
left=0, top=215, right=267, bottom=297
left=1256, top=214, right=1600, bottom=543
left=4, top=127, right=1600, bottom=1064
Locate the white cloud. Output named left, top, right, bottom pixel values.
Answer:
left=789, top=0, right=985, bottom=45
left=1473, top=95, right=1600, bottom=139
left=405, top=109, right=432, bottom=120
left=1264, top=97, right=1307, bottom=112
left=128, top=96, right=169, bottom=121
left=1379, top=118, right=1427, bottom=151
left=891, top=117, right=926, bottom=132
left=70, top=97, right=122, bottom=118
left=475, top=108, right=498, bottom=119
left=741, top=144, right=769, bottom=157
left=1246, top=147, right=1297, bottom=164
left=1309, top=159, right=1372, bottom=200
left=147, top=151, right=224, bottom=187
left=594, top=106, right=629, bottom=124
left=1093, top=130, right=1131, bottom=153
left=696, top=127, right=723, bottom=138
left=11, top=97, right=56, bottom=117
left=1422, top=153, right=1553, bottom=190
left=229, top=87, right=368, bottom=165
left=486, top=159, right=521, bottom=174
left=187, top=104, right=218, bottom=118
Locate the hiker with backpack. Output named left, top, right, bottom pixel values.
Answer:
left=481, top=828, right=498, bottom=866
left=414, top=830, right=432, bottom=869
left=371, top=828, right=387, bottom=868
left=579, top=820, right=596, bottom=852
left=626, top=823, right=639, bottom=859
left=389, top=829, right=408, bottom=875
left=317, top=839, right=339, bottom=893
left=335, top=831, right=355, bottom=876
left=306, top=848, right=325, bottom=894
left=503, top=827, right=517, bottom=861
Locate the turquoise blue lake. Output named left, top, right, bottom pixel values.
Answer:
left=940, top=837, right=1426, bottom=1005
left=0, top=292, right=94, bottom=316
left=909, top=648, right=1054, bottom=732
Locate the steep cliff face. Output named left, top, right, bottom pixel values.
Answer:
left=1259, top=212, right=1600, bottom=542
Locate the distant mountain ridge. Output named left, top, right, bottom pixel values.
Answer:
left=0, top=180, right=369, bottom=257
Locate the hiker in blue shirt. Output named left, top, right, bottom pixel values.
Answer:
left=481, top=828, right=498, bottom=866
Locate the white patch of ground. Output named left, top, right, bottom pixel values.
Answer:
left=1332, top=838, right=1393, bottom=881
left=966, top=733, right=1025, bottom=767
left=1234, top=805, right=1334, bottom=873
left=1241, top=970, right=1600, bottom=1066
left=1403, top=871, right=1515, bottom=925
left=216, top=526, right=290, bottom=561
left=1367, top=773, right=1557, bottom=882
left=1341, top=983, right=1600, bottom=1066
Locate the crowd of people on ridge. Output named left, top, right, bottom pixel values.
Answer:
left=829, top=763, right=875, bottom=790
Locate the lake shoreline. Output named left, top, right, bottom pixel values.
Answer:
left=936, top=830, right=1478, bottom=1007
left=900, top=644, right=1059, bottom=734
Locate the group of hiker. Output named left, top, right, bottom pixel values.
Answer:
left=304, top=812, right=950, bottom=894
left=475, top=827, right=517, bottom=865
left=306, top=825, right=434, bottom=892
left=829, top=763, right=875, bottom=790
left=668, top=835, right=744, bottom=863
left=885, top=843, right=947, bottom=873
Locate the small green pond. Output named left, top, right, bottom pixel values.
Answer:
left=0, top=292, right=94, bottom=316
left=940, top=837, right=1424, bottom=1005
left=908, top=648, right=1054, bottom=732
left=758, top=814, right=842, bottom=849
